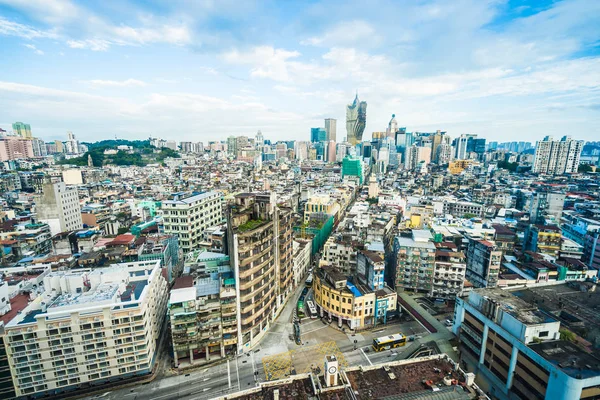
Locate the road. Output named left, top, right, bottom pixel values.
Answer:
left=89, top=286, right=446, bottom=400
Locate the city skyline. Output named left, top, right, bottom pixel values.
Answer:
left=0, top=0, right=598, bottom=143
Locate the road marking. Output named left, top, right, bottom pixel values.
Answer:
left=203, top=388, right=211, bottom=392
left=303, top=324, right=330, bottom=335
left=203, top=378, right=210, bottom=382
left=360, top=348, right=373, bottom=366
left=227, top=359, right=232, bottom=388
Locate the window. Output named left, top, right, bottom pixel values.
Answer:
left=538, top=331, right=549, bottom=337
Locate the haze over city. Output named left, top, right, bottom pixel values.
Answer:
left=1, top=0, right=599, bottom=142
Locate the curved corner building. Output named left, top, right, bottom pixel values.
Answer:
left=346, top=94, right=367, bottom=145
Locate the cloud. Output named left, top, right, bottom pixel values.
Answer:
left=223, top=46, right=302, bottom=81
left=0, top=0, right=80, bottom=24
left=301, top=20, right=382, bottom=47
left=111, top=24, right=191, bottom=46
left=67, top=39, right=111, bottom=51
left=23, top=43, right=44, bottom=55
left=0, top=16, right=58, bottom=39
left=87, top=79, right=147, bottom=87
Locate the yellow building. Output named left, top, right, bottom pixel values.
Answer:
left=448, top=160, right=475, bottom=174
left=313, top=267, right=397, bottom=330
left=304, top=194, right=340, bottom=224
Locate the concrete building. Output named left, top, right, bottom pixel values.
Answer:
left=35, top=182, right=82, bottom=236
left=167, top=260, right=237, bottom=366
left=313, top=266, right=397, bottom=329
left=303, top=193, right=340, bottom=224
left=465, top=239, right=502, bottom=288
left=324, top=118, right=337, bottom=142
left=0, top=137, right=34, bottom=161
left=322, top=237, right=358, bottom=276
left=453, top=288, right=600, bottom=400
left=533, top=135, right=583, bottom=175
left=393, top=230, right=436, bottom=295
left=3, top=260, right=168, bottom=398
left=293, top=239, right=312, bottom=288
left=11, top=122, right=32, bottom=139
left=529, top=191, right=565, bottom=225
left=525, top=224, right=562, bottom=256
left=65, top=131, right=79, bottom=154
left=161, top=191, right=223, bottom=253
left=227, top=192, right=293, bottom=352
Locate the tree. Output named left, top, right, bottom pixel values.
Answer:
left=560, top=328, right=576, bottom=343
left=578, top=164, right=593, bottom=173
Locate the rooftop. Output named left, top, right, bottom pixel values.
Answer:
left=469, top=288, right=557, bottom=325
left=529, top=340, right=600, bottom=379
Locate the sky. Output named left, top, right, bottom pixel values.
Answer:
left=0, top=0, right=599, bottom=144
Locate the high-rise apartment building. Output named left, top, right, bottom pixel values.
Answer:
left=161, top=192, right=223, bottom=253
left=3, top=260, right=168, bottom=398
left=324, top=118, right=337, bottom=142
left=455, top=134, right=477, bottom=160
left=35, top=182, right=83, bottom=236
left=465, top=238, right=502, bottom=288
left=227, top=193, right=293, bottom=351
left=532, top=136, right=583, bottom=175
left=346, top=94, right=367, bottom=145
left=65, top=131, right=80, bottom=154
left=0, top=137, right=34, bottom=161
left=453, top=288, right=600, bottom=400
left=529, top=191, right=566, bottom=225
left=32, top=138, right=47, bottom=157
left=255, top=130, right=264, bottom=146
left=11, top=122, right=32, bottom=139
left=393, top=230, right=436, bottom=295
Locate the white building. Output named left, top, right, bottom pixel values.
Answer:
left=532, top=136, right=583, bottom=175
left=65, top=131, right=80, bottom=155
left=35, top=182, right=82, bottom=235
left=3, top=260, right=168, bottom=398
left=293, top=239, right=312, bottom=287
left=161, top=192, right=223, bottom=253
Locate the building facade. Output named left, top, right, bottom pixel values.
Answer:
left=345, top=94, right=367, bottom=145
left=3, top=261, right=167, bottom=398
left=35, top=182, right=82, bottom=236
left=465, top=239, right=502, bottom=288
left=532, top=136, right=583, bottom=175
left=324, top=118, right=337, bottom=142
left=453, top=288, right=600, bottom=400
left=227, top=193, right=293, bottom=352
left=161, top=191, right=223, bottom=253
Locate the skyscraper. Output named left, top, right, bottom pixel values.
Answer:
left=386, top=114, right=398, bottom=139
left=310, top=127, right=327, bottom=143
left=533, top=136, right=583, bottom=175
left=12, top=122, right=32, bottom=139
left=255, top=130, right=264, bottom=146
left=324, top=118, right=337, bottom=142
left=346, top=93, right=367, bottom=146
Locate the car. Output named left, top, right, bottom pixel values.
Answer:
left=444, top=319, right=453, bottom=327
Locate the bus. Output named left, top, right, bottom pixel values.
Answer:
left=305, top=274, right=313, bottom=288
left=306, top=300, right=318, bottom=319
left=297, top=300, right=305, bottom=318
left=372, top=333, right=406, bottom=352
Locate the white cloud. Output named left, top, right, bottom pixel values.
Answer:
left=112, top=24, right=191, bottom=46
left=0, top=0, right=80, bottom=24
left=0, top=16, right=58, bottom=39
left=67, top=39, right=111, bottom=51
left=87, top=79, right=148, bottom=88
left=301, top=20, right=382, bottom=47
left=23, top=43, right=44, bottom=55
left=223, top=46, right=302, bottom=81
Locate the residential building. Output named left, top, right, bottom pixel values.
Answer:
left=167, top=260, right=237, bottom=366
left=455, top=134, right=477, bottom=160
left=433, top=245, right=467, bottom=299
left=529, top=191, right=565, bottom=225
left=345, top=94, right=367, bottom=145
left=304, top=194, right=340, bottom=224
left=31, top=138, right=47, bottom=157
left=11, top=122, right=32, bottom=139
left=3, top=261, right=168, bottom=398
left=525, top=224, right=562, bottom=256
left=0, top=137, right=34, bottom=161
left=65, top=131, right=79, bottom=154
left=465, top=239, right=502, bottom=288
left=453, top=288, right=600, bottom=400
left=0, top=322, right=16, bottom=399
left=227, top=192, right=293, bottom=352
left=324, top=118, right=337, bottom=142
left=313, top=266, right=397, bottom=329
left=393, top=230, right=436, bottom=295
left=357, top=250, right=385, bottom=290
left=292, top=239, right=312, bottom=287
left=161, top=191, right=223, bottom=253
left=35, top=182, right=82, bottom=236
left=322, top=237, right=358, bottom=276
left=532, top=135, right=583, bottom=175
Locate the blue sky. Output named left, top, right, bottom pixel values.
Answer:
left=0, top=0, right=598, bottom=143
